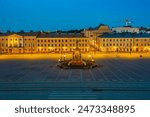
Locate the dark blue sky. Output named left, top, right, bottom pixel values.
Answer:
left=0, top=0, right=150, bottom=32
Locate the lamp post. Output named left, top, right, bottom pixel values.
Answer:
left=31, top=42, right=33, bottom=55
left=0, top=43, right=2, bottom=55
left=130, top=39, right=132, bottom=54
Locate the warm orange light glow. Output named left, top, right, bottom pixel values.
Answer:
left=88, top=54, right=92, bottom=58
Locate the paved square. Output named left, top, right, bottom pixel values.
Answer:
left=0, top=58, right=150, bottom=83
left=0, top=58, right=150, bottom=99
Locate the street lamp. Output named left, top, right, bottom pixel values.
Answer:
left=31, top=42, right=33, bottom=54
left=130, top=39, right=132, bottom=54
left=0, top=43, right=2, bottom=55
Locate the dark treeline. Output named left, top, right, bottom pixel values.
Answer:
left=1, top=29, right=85, bottom=34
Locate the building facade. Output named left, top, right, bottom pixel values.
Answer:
left=0, top=33, right=90, bottom=54
left=112, top=26, right=140, bottom=34
left=83, top=24, right=111, bottom=38
left=97, top=33, right=150, bottom=52
left=0, top=32, right=150, bottom=54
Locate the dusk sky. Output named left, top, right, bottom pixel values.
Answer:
left=0, top=0, right=150, bottom=32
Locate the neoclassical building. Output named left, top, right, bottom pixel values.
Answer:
left=0, top=29, right=150, bottom=54
left=0, top=32, right=90, bottom=54
left=97, top=33, right=150, bottom=52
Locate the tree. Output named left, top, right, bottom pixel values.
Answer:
left=7, top=30, right=11, bottom=33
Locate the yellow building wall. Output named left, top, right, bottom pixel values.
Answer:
left=98, top=37, right=150, bottom=52
left=1, top=34, right=150, bottom=54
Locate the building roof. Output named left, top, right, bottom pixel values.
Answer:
left=99, top=33, right=150, bottom=38
left=37, top=33, right=85, bottom=38
left=0, top=32, right=85, bottom=38
left=0, top=32, right=38, bottom=36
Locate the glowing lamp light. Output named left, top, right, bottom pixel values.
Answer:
left=88, top=54, right=92, bottom=58
left=91, top=59, right=94, bottom=62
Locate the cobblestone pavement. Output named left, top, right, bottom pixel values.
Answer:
left=0, top=58, right=150, bottom=83
left=0, top=58, right=150, bottom=99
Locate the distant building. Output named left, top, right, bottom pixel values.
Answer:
left=0, top=32, right=90, bottom=54
left=146, top=29, right=150, bottom=34
left=97, top=33, right=150, bottom=52
left=83, top=24, right=111, bottom=38
left=112, top=26, right=140, bottom=33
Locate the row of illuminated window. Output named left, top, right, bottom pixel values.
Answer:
left=103, top=43, right=150, bottom=47
left=0, top=38, right=88, bottom=42
left=102, top=39, right=150, bottom=42
left=0, top=44, right=22, bottom=47
left=102, top=48, right=133, bottom=51
left=0, top=43, right=88, bottom=47
left=0, top=38, right=23, bottom=41
left=37, top=48, right=88, bottom=52
left=37, top=44, right=88, bottom=47
left=102, top=48, right=149, bottom=52
left=0, top=38, right=35, bottom=41
left=37, top=39, right=88, bottom=43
